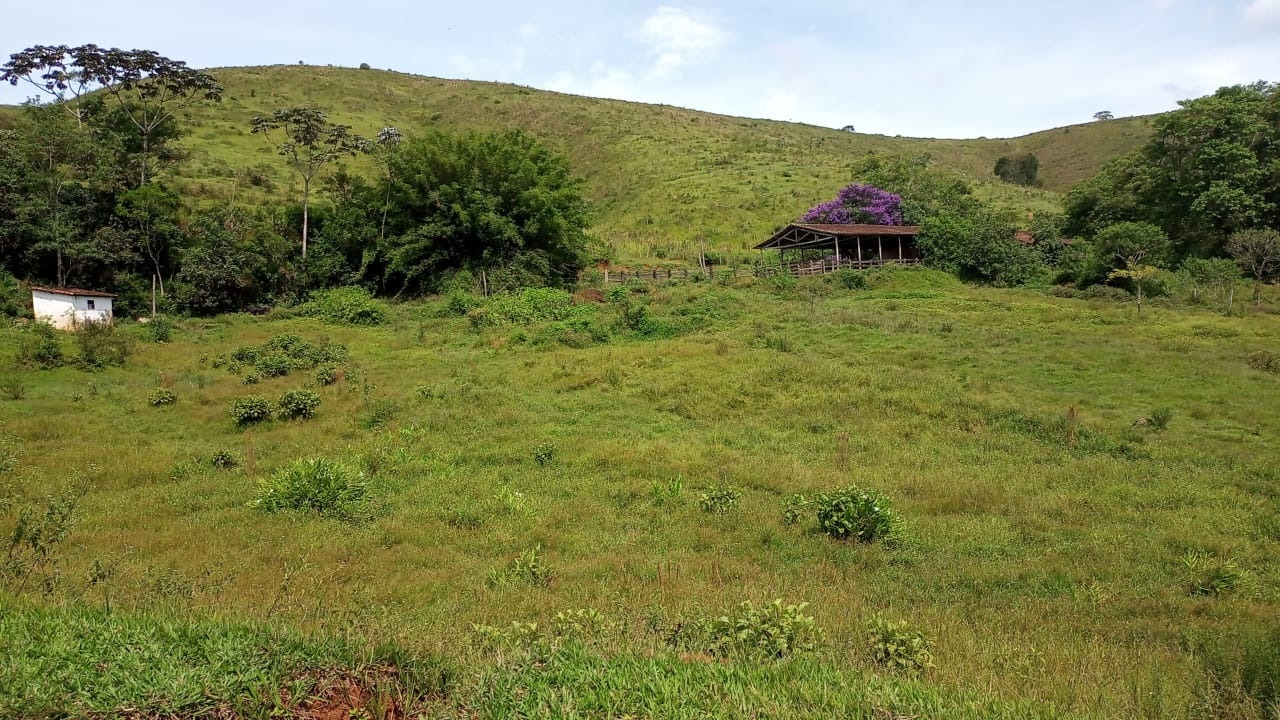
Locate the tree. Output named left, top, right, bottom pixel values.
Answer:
left=801, top=183, right=903, bottom=225
left=1, top=45, right=222, bottom=184
left=1181, top=257, right=1240, bottom=309
left=116, top=183, right=180, bottom=299
left=250, top=108, right=368, bottom=259
left=840, top=125, right=857, bottom=133
left=372, top=126, right=403, bottom=243
left=373, top=129, right=590, bottom=294
left=1226, top=227, right=1280, bottom=303
left=1093, top=111, right=1114, bottom=121
left=1095, top=222, right=1170, bottom=312
left=994, top=153, right=1039, bottom=186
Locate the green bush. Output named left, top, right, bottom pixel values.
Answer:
left=699, top=485, right=741, bottom=514
left=605, top=286, right=630, bottom=303
left=533, top=442, right=557, bottom=467
left=297, top=287, right=387, bottom=326
left=252, top=458, right=369, bottom=521
left=487, top=545, right=551, bottom=588
left=361, top=399, right=398, bottom=429
left=1149, top=407, right=1173, bottom=430
left=147, top=316, right=173, bottom=343
left=276, top=389, right=320, bottom=420
left=210, top=450, right=237, bottom=470
left=1246, top=350, right=1280, bottom=373
left=74, top=322, right=131, bottom=370
left=446, top=291, right=481, bottom=316
left=866, top=616, right=934, bottom=672
left=834, top=269, right=867, bottom=289
left=230, top=395, right=273, bottom=426
left=241, top=371, right=261, bottom=385
left=681, top=600, right=820, bottom=659
left=147, top=388, right=177, bottom=407
left=314, top=364, right=341, bottom=386
left=476, top=288, right=580, bottom=326
left=815, top=486, right=896, bottom=542
left=254, top=354, right=290, bottom=378
left=781, top=494, right=811, bottom=526
left=15, top=323, right=64, bottom=369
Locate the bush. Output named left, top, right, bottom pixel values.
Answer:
left=1, top=372, right=27, bottom=401
left=476, top=288, right=580, bottom=326
left=487, top=545, right=552, bottom=588
left=1246, top=350, right=1280, bottom=373
left=605, top=286, right=630, bottom=303
left=16, top=323, right=64, bottom=369
left=781, top=494, right=811, bottom=526
left=211, top=450, right=237, bottom=470
left=148, top=316, right=173, bottom=343
left=254, top=354, right=291, bottom=378
left=314, top=364, right=341, bottom=386
left=446, top=291, right=481, bottom=316
left=147, top=388, right=177, bottom=407
left=74, top=322, right=131, bottom=369
left=277, top=389, right=321, bottom=420
left=533, top=442, right=557, bottom=467
left=241, top=371, right=261, bottom=385
left=815, top=486, right=896, bottom=542
left=679, top=600, right=820, bottom=659
left=834, top=269, right=867, bottom=290
left=297, top=286, right=387, bottom=325
left=699, top=485, right=742, bottom=514
left=1077, top=284, right=1131, bottom=302
left=1149, top=407, right=1173, bottom=430
left=866, top=616, right=934, bottom=672
left=252, top=458, right=369, bottom=520
left=230, top=395, right=273, bottom=426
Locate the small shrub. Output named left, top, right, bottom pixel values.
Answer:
left=16, top=323, right=64, bottom=369
left=147, top=388, right=177, bottom=407
left=241, top=371, right=261, bottom=385
left=488, top=545, right=551, bottom=588
left=1149, top=407, right=1173, bottom=430
left=1077, top=284, right=1131, bottom=302
left=230, top=395, right=273, bottom=426
left=1246, top=350, right=1280, bottom=373
left=1183, top=551, right=1252, bottom=597
left=835, top=269, right=867, bottom=289
left=866, top=616, right=934, bottom=672
left=533, top=442, right=557, bottom=467
left=252, top=457, right=369, bottom=521
left=211, top=450, right=237, bottom=470
left=782, top=494, right=811, bottom=526
left=254, top=354, right=291, bottom=378
left=148, top=316, right=173, bottom=343
left=699, top=485, right=742, bottom=514
left=650, top=477, right=684, bottom=505
left=815, top=486, right=896, bottom=542
left=361, top=399, right=398, bottom=429
left=74, top=322, right=131, bottom=369
left=684, top=600, right=820, bottom=659
left=446, top=291, right=481, bottom=316
left=0, top=373, right=27, bottom=401
left=605, top=286, right=630, bottom=303
left=314, top=364, right=341, bottom=386
left=277, top=389, right=321, bottom=420
left=298, top=286, right=388, bottom=325
left=768, top=273, right=798, bottom=292
left=552, top=608, right=607, bottom=640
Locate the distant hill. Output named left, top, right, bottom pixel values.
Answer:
left=1, top=65, right=1154, bottom=258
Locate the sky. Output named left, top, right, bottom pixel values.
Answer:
left=1, top=0, right=1278, bottom=138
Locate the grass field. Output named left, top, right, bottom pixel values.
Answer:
left=3, top=267, right=1278, bottom=718
left=1, top=64, right=1152, bottom=261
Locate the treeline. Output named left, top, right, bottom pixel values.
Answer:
left=0, top=45, right=593, bottom=317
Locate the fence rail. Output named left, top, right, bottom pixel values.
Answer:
left=603, top=257, right=920, bottom=284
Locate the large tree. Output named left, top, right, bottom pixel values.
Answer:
left=1226, top=227, right=1280, bottom=303
left=251, top=108, right=368, bottom=260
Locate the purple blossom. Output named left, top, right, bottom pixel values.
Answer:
left=800, top=183, right=903, bottom=225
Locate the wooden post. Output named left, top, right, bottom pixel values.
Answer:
left=604, top=268, right=609, bottom=285
left=835, top=237, right=841, bottom=263
left=877, top=236, right=883, bottom=263
left=151, top=274, right=157, bottom=317
left=857, top=238, right=863, bottom=265
left=898, top=236, right=903, bottom=261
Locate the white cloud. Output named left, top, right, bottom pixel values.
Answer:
left=638, top=6, right=727, bottom=77
left=1242, top=0, right=1280, bottom=29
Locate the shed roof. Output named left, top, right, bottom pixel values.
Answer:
left=756, top=223, right=922, bottom=251
left=30, top=285, right=117, bottom=298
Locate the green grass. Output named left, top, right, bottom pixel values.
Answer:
left=2, top=268, right=1277, bottom=718
left=4, top=65, right=1151, bottom=261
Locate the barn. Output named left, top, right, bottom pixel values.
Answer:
left=30, top=286, right=115, bottom=330
left=755, top=223, right=923, bottom=274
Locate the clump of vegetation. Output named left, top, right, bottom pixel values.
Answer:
left=815, top=486, right=896, bottom=542
left=240, top=371, right=261, bottom=385
left=487, top=546, right=551, bottom=588
left=1183, top=551, right=1253, bottom=597
left=360, top=399, right=398, bottom=429
left=866, top=615, right=934, bottom=672
left=1247, top=350, right=1280, bottom=373
left=533, top=443, right=557, bottom=467
left=674, top=600, right=821, bottom=659
left=147, top=316, right=173, bottom=343
left=781, top=494, right=811, bottom=526
left=147, top=388, right=177, bottom=407
left=217, top=334, right=348, bottom=381
left=74, top=323, right=132, bottom=370
left=469, top=288, right=582, bottom=327
left=252, top=458, right=370, bottom=521
left=297, top=287, right=388, bottom=326
left=15, top=324, right=64, bottom=370
left=699, top=485, right=741, bottom=514
left=276, top=389, right=320, bottom=420
left=1196, top=624, right=1280, bottom=715
left=254, top=354, right=290, bottom=378
left=210, top=450, right=237, bottom=470
left=834, top=269, right=867, bottom=290
left=230, top=395, right=273, bottom=426
left=0, top=373, right=27, bottom=401
left=551, top=608, right=607, bottom=641
left=314, top=364, right=342, bottom=386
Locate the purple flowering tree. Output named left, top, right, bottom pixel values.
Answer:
left=801, top=183, right=904, bottom=225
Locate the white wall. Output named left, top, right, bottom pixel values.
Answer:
left=31, top=290, right=113, bottom=330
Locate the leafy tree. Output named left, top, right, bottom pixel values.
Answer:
left=1181, top=257, right=1241, bottom=309
left=840, top=125, right=857, bottom=133
left=801, top=182, right=903, bottom=225
left=1093, top=111, right=1114, bottom=121
left=1226, top=227, right=1280, bottom=303
left=1095, top=222, right=1170, bottom=312
left=250, top=108, right=368, bottom=259
left=373, top=129, right=590, bottom=294
left=171, top=208, right=291, bottom=314
left=116, top=183, right=180, bottom=298
left=1, top=45, right=222, bottom=184
left=994, top=153, right=1039, bottom=186
left=372, top=126, right=403, bottom=243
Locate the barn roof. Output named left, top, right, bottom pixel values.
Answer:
left=30, top=285, right=117, bottom=298
left=756, top=223, right=922, bottom=251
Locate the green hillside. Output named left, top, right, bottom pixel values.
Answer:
left=119, top=65, right=1151, bottom=259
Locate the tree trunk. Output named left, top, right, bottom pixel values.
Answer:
left=380, top=172, right=392, bottom=243
left=1254, top=279, right=1263, bottom=305
left=1136, top=283, right=1143, bottom=314
left=140, top=135, right=149, bottom=187
left=301, top=177, right=311, bottom=260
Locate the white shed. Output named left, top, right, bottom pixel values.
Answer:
left=30, top=285, right=115, bottom=330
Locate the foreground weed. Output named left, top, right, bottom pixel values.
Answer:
left=815, top=486, right=896, bottom=542
left=252, top=458, right=371, bottom=522
left=699, top=485, right=741, bottom=514
left=672, top=600, right=820, bottom=659
left=487, top=546, right=551, bottom=588
left=866, top=615, right=934, bottom=673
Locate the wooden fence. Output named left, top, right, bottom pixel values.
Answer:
left=603, top=256, right=920, bottom=284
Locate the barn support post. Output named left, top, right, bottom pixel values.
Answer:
left=835, top=237, right=841, bottom=263
left=878, top=236, right=884, bottom=263
left=857, top=238, right=863, bottom=265
left=898, top=236, right=903, bottom=261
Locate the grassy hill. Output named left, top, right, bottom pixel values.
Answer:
left=15, top=64, right=1144, bottom=260
left=2, top=269, right=1277, bottom=718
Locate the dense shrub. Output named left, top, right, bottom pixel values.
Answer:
left=699, top=485, right=742, bottom=514
left=254, top=354, right=290, bottom=378
left=834, top=269, right=867, bottom=289
left=147, top=388, right=177, bottom=407
left=314, top=364, right=341, bottom=386
left=147, top=316, right=173, bottom=343
left=252, top=458, right=369, bottom=520
left=677, top=600, right=821, bottom=659
left=446, top=291, right=481, bottom=316
left=210, top=450, right=237, bottom=470
left=15, top=323, right=64, bottom=369
left=866, top=616, right=934, bottom=672
left=276, top=389, right=321, bottom=420
left=815, top=486, right=896, bottom=542
left=297, top=287, right=388, bottom=326
left=74, top=322, right=132, bottom=369
left=1247, top=350, right=1280, bottom=373
left=471, top=287, right=581, bottom=327
left=230, top=395, right=273, bottom=425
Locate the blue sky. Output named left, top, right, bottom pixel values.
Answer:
left=2, top=0, right=1278, bottom=138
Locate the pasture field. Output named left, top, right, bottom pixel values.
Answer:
left=2, top=267, right=1278, bottom=718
